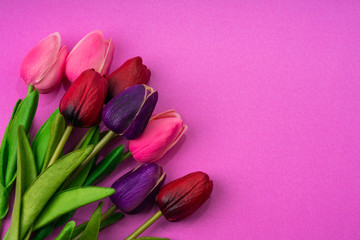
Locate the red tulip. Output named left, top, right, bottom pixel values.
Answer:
left=156, top=171, right=213, bottom=221
left=124, top=171, right=213, bottom=240
left=60, top=69, right=108, bottom=127
left=106, top=57, right=150, bottom=102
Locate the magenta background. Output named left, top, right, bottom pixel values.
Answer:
left=1, top=0, right=360, bottom=239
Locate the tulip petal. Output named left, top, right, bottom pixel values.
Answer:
left=102, top=85, right=147, bottom=134
left=123, top=91, right=158, bottom=140
left=166, top=124, right=188, bottom=152
left=20, top=32, right=61, bottom=85
left=106, top=57, right=151, bottom=102
left=129, top=118, right=184, bottom=162
left=66, top=31, right=107, bottom=82
left=110, top=164, right=164, bottom=213
left=150, top=110, right=180, bottom=121
left=35, top=46, right=68, bottom=93
left=156, top=172, right=213, bottom=221
left=60, top=70, right=108, bottom=127
left=102, top=85, right=158, bottom=139
left=99, top=38, right=114, bottom=75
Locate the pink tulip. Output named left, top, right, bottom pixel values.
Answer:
left=19, top=32, right=68, bottom=93
left=129, top=110, right=187, bottom=163
left=65, top=31, right=114, bottom=82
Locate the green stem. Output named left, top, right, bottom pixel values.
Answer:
left=26, top=85, right=34, bottom=96
left=62, top=131, right=117, bottom=188
left=73, top=127, right=96, bottom=151
left=125, top=211, right=163, bottom=240
left=101, top=204, right=118, bottom=222
left=121, top=151, right=132, bottom=161
left=47, top=125, right=73, bottom=167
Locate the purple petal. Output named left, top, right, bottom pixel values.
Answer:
left=110, top=163, right=164, bottom=213
left=123, top=91, right=158, bottom=139
left=102, top=85, right=146, bottom=134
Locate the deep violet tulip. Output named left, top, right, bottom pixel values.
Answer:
left=156, top=171, right=213, bottom=221
left=60, top=69, right=108, bottom=127
left=106, top=57, right=151, bottom=102
left=102, top=84, right=158, bottom=140
left=110, top=163, right=165, bottom=213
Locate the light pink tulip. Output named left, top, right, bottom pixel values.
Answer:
left=19, top=32, right=68, bottom=93
left=65, top=31, right=114, bottom=82
left=129, top=110, right=188, bottom=163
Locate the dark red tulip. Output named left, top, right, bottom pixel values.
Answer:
left=156, top=171, right=213, bottom=221
left=60, top=69, right=108, bottom=127
left=106, top=57, right=150, bottom=102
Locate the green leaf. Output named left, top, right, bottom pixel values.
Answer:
left=19, top=146, right=93, bottom=238
left=41, top=113, right=66, bottom=172
left=32, top=109, right=60, bottom=174
left=33, top=187, right=114, bottom=230
left=4, top=90, right=39, bottom=186
left=54, top=210, right=76, bottom=228
left=72, top=212, right=124, bottom=239
left=32, top=224, right=54, bottom=240
left=17, top=126, right=37, bottom=191
left=84, top=145, right=125, bottom=186
left=80, top=126, right=100, bottom=149
left=55, top=221, right=76, bottom=240
left=4, top=126, right=36, bottom=239
left=67, top=127, right=100, bottom=188
left=79, top=202, right=103, bottom=240
left=0, top=99, right=21, bottom=185
left=0, top=99, right=26, bottom=220
left=0, top=184, right=10, bottom=220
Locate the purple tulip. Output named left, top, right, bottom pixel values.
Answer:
left=102, top=84, right=158, bottom=140
left=110, top=163, right=165, bottom=213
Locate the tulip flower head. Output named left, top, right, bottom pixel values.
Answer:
left=60, top=69, right=108, bottom=127
left=65, top=30, right=114, bottom=82
left=156, top=171, right=213, bottom=221
left=106, top=56, right=151, bottom=102
left=20, top=32, right=68, bottom=93
left=110, top=163, right=166, bottom=213
left=129, top=110, right=187, bottom=163
left=102, top=84, right=158, bottom=140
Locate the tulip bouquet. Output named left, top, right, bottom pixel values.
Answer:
left=0, top=31, right=213, bottom=240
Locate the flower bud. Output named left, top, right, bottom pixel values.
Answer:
left=20, top=32, right=68, bottom=93
left=129, top=110, right=187, bottom=163
left=110, top=163, right=165, bottom=213
left=106, top=57, right=151, bottom=102
left=156, top=172, right=213, bottom=221
left=102, top=84, right=158, bottom=139
left=65, top=31, right=114, bottom=82
left=59, top=69, right=108, bottom=127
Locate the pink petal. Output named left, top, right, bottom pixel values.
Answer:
left=65, top=31, right=107, bottom=82
left=20, top=32, right=61, bottom=85
left=34, top=46, right=68, bottom=93
left=150, top=109, right=180, bottom=121
left=99, top=38, right=114, bottom=75
left=129, top=117, right=184, bottom=163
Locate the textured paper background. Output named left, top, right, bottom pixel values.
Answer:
left=1, top=1, right=360, bottom=239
